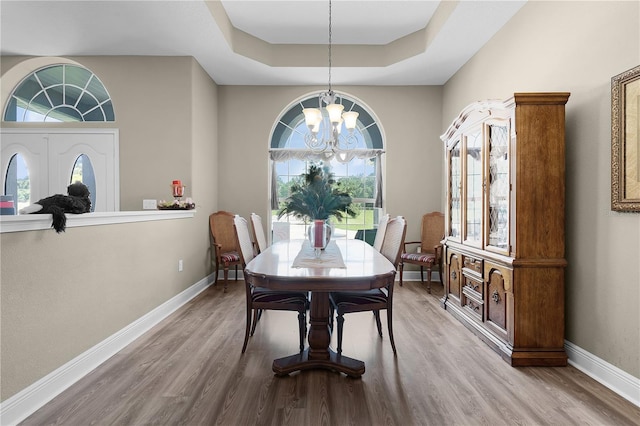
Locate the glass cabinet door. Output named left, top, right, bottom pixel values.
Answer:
left=448, top=139, right=462, bottom=241
left=464, top=129, right=483, bottom=246
left=486, top=121, right=510, bottom=253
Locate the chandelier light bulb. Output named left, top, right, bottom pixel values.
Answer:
left=303, top=108, right=322, bottom=133
left=342, top=111, right=359, bottom=131
left=326, top=103, right=344, bottom=124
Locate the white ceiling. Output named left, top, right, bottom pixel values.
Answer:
left=0, top=0, right=527, bottom=86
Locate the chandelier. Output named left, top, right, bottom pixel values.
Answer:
left=303, top=0, right=359, bottom=153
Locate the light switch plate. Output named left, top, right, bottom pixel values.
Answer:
left=143, top=199, right=157, bottom=210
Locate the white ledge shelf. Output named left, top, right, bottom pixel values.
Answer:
left=0, top=210, right=196, bottom=233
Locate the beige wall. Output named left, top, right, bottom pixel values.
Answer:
left=2, top=0, right=639, bottom=405
left=442, top=1, right=640, bottom=377
left=0, top=57, right=219, bottom=400
left=216, top=85, right=444, bottom=240
left=1, top=56, right=197, bottom=211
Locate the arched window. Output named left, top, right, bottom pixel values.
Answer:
left=270, top=93, right=385, bottom=241
left=4, top=64, right=114, bottom=122
left=2, top=61, right=119, bottom=212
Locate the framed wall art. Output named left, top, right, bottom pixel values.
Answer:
left=611, top=64, right=640, bottom=212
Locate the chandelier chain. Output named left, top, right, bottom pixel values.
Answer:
left=328, top=0, right=332, bottom=93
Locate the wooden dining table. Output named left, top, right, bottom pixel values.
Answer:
left=243, top=238, right=396, bottom=378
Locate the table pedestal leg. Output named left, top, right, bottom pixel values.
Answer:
left=272, top=292, right=365, bottom=378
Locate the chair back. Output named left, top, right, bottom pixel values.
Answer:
left=233, top=215, right=255, bottom=266
left=272, top=221, right=290, bottom=243
left=380, top=216, right=407, bottom=268
left=209, top=211, right=239, bottom=254
left=250, top=213, right=268, bottom=253
left=372, top=213, right=391, bottom=252
left=420, top=212, right=445, bottom=254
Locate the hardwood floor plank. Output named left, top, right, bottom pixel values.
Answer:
left=21, top=281, right=640, bottom=425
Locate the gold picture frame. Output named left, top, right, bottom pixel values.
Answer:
left=612, top=64, right=640, bottom=212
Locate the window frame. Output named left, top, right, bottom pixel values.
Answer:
left=268, top=92, right=385, bottom=242
left=4, top=63, right=115, bottom=123
left=1, top=128, right=120, bottom=212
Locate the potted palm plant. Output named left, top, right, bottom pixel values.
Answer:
left=277, top=163, right=357, bottom=249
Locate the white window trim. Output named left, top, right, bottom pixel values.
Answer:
left=0, top=210, right=195, bottom=233
left=1, top=128, right=120, bottom=212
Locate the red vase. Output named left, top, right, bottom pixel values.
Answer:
left=308, top=219, right=331, bottom=249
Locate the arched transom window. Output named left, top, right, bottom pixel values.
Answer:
left=4, top=64, right=114, bottom=122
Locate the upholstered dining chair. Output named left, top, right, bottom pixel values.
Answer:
left=372, top=213, right=390, bottom=252
left=234, top=215, right=309, bottom=354
left=250, top=212, right=268, bottom=254
left=329, top=215, right=407, bottom=355
left=209, top=210, right=242, bottom=292
left=398, top=211, right=444, bottom=293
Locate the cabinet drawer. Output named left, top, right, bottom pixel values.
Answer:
left=462, top=280, right=484, bottom=322
left=462, top=278, right=483, bottom=297
left=463, top=295, right=483, bottom=322
left=463, top=256, right=483, bottom=275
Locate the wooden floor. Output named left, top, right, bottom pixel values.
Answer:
left=22, top=281, right=639, bottom=425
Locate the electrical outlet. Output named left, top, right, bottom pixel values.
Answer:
left=178, top=259, right=183, bottom=272
left=143, top=199, right=157, bottom=210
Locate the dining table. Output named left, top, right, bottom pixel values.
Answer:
left=243, top=238, right=396, bottom=378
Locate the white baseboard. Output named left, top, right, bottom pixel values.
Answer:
left=397, top=271, right=441, bottom=283
left=565, top=340, right=640, bottom=407
left=0, top=275, right=214, bottom=426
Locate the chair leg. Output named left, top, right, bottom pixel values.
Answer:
left=242, top=307, right=252, bottom=353
left=235, top=265, right=238, bottom=281
left=304, top=311, right=308, bottom=339
left=426, top=268, right=432, bottom=294
left=214, top=259, right=220, bottom=284
left=250, top=309, right=260, bottom=336
left=329, top=304, right=334, bottom=331
left=336, top=312, right=345, bottom=354
left=420, top=266, right=424, bottom=283
left=387, top=307, right=397, bottom=355
left=398, top=261, right=404, bottom=286
left=373, top=310, right=383, bottom=337
left=223, top=265, right=229, bottom=293
left=298, top=311, right=305, bottom=352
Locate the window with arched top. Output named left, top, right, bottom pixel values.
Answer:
left=1, top=60, right=119, bottom=212
left=1, top=129, right=119, bottom=212
left=269, top=93, right=385, bottom=242
left=4, top=64, right=114, bottom=122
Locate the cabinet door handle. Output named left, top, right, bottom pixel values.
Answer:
left=492, top=290, right=501, bottom=303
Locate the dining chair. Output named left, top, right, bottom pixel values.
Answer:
left=371, top=213, right=390, bottom=252
left=329, top=215, right=407, bottom=355
left=209, top=210, right=242, bottom=292
left=398, top=211, right=444, bottom=293
left=250, top=212, right=268, bottom=254
left=234, top=215, right=309, bottom=353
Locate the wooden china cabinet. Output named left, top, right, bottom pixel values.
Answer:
left=440, top=92, right=570, bottom=367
